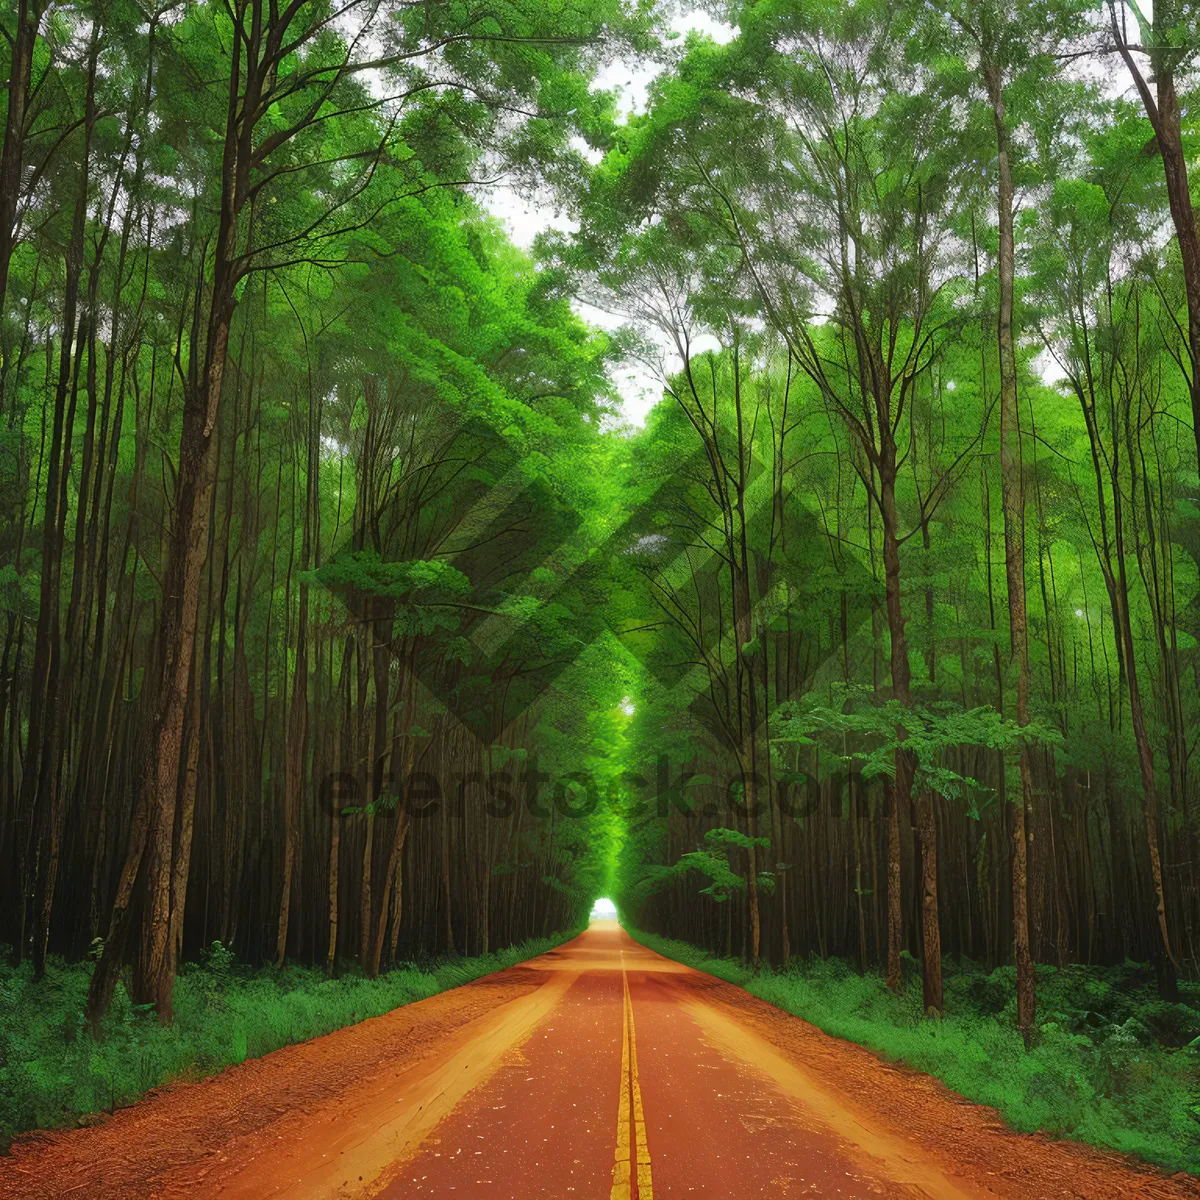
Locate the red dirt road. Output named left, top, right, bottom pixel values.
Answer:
left=2, top=923, right=1198, bottom=1199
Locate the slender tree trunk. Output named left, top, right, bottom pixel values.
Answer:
left=88, top=20, right=252, bottom=1021
left=369, top=671, right=415, bottom=977
left=986, top=63, right=1036, bottom=1046
left=275, top=403, right=315, bottom=967
left=879, top=463, right=920, bottom=997
left=1114, top=570, right=1178, bottom=999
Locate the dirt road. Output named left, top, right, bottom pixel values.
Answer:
left=2, top=922, right=1197, bottom=1199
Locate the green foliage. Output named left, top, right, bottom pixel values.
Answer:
left=775, top=690, right=1064, bottom=813
left=312, top=554, right=471, bottom=601
left=662, top=828, right=772, bottom=902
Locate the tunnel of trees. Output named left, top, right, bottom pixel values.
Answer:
left=2, top=0, right=1200, bottom=1063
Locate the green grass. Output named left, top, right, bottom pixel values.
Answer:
left=0, top=929, right=581, bottom=1143
left=626, top=927, right=1200, bottom=1175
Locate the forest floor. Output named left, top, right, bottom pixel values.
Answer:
left=0, top=922, right=1196, bottom=1200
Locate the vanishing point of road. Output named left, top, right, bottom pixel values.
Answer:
left=2, top=922, right=1197, bottom=1199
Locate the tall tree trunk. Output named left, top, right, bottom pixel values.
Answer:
left=88, top=12, right=253, bottom=1021
left=1113, top=568, right=1178, bottom=999
left=369, top=668, right=415, bottom=977
left=275, top=400, right=315, bottom=968
left=326, top=639, right=352, bottom=977
left=985, top=63, right=1036, bottom=1046
left=879, top=461, right=930, bottom=1001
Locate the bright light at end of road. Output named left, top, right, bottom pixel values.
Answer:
left=591, top=897, right=617, bottom=920
left=620, top=697, right=635, bottom=716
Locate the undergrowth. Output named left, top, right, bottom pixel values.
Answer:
left=627, top=927, right=1200, bottom=1175
left=0, top=929, right=580, bottom=1143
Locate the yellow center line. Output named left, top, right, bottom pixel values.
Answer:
left=611, top=952, right=653, bottom=1200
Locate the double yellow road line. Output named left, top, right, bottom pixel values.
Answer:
left=611, top=956, right=653, bottom=1200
